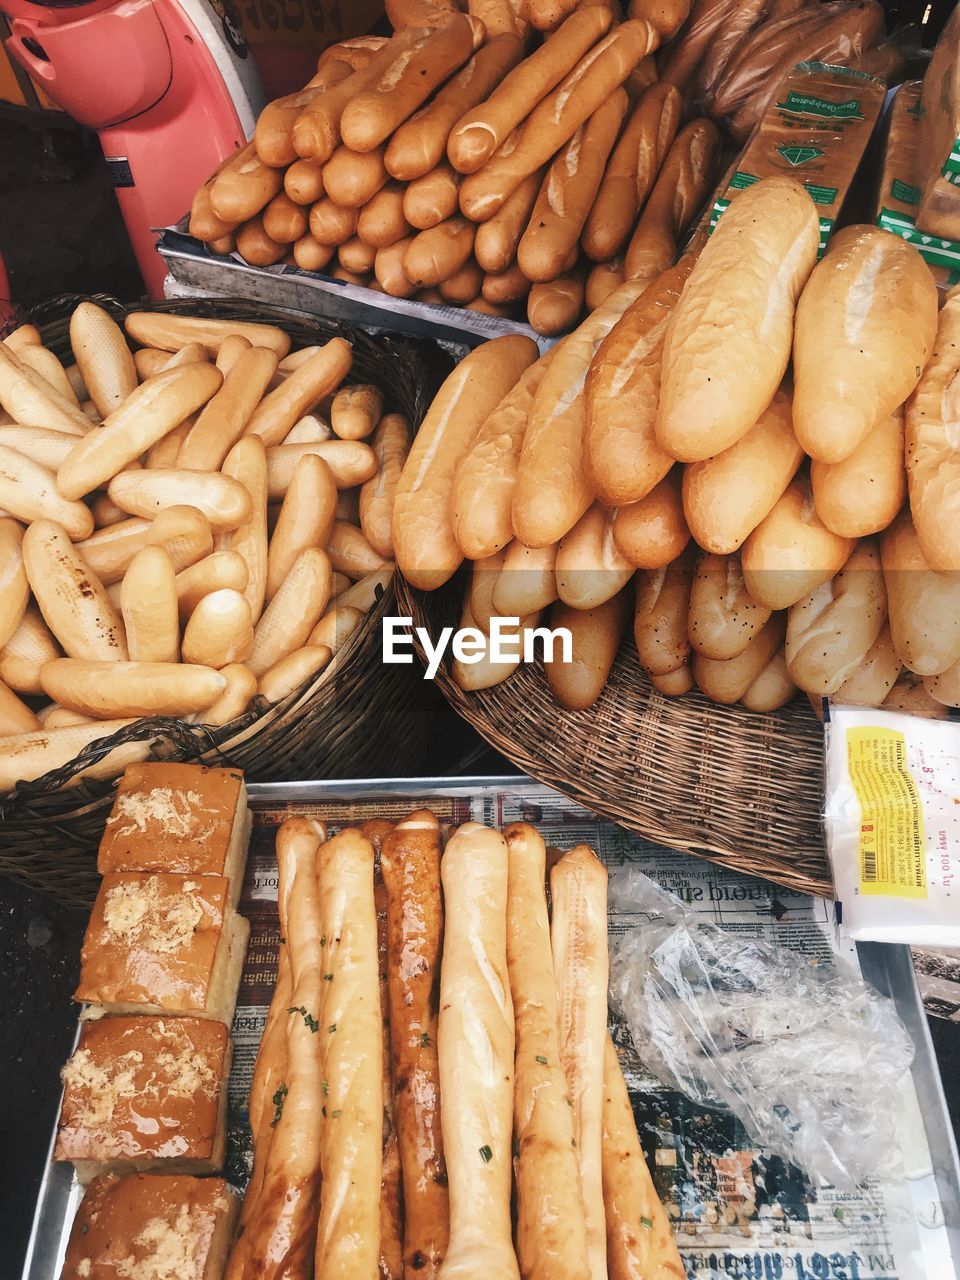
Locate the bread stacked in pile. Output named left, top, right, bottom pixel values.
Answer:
left=56, top=764, right=253, bottom=1280
left=188, top=6, right=725, bottom=336
left=394, top=175, right=960, bottom=719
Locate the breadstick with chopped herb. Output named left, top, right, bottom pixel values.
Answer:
left=602, top=1037, right=684, bottom=1280
left=315, top=828, right=383, bottom=1280
left=505, top=822, right=591, bottom=1280
left=437, top=822, right=519, bottom=1280
left=230, top=816, right=326, bottom=1280
left=551, top=844, right=609, bottom=1280
left=381, top=810, right=448, bottom=1279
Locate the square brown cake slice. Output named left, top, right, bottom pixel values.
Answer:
left=75, top=872, right=249, bottom=1023
left=55, top=1016, right=230, bottom=1183
left=60, top=1172, right=239, bottom=1280
left=98, top=764, right=251, bottom=905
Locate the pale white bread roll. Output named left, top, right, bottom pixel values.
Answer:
left=551, top=845, right=609, bottom=1280
left=266, top=440, right=377, bottom=496
left=475, top=170, right=543, bottom=274
left=0, top=603, right=60, bottom=695
left=493, top=540, right=558, bottom=616
left=831, top=622, right=902, bottom=708
left=69, top=302, right=138, bottom=418
left=245, top=338, right=353, bottom=447
left=452, top=352, right=552, bottom=561
left=514, top=281, right=647, bottom=549
left=906, top=286, right=960, bottom=572
left=179, top=345, right=279, bottom=472
left=124, top=312, right=291, bottom=358
left=22, top=519, right=127, bottom=661
left=17, top=344, right=80, bottom=407
left=235, top=817, right=326, bottom=1279
left=182, top=588, right=254, bottom=667
left=57, top=363, right=223, bottom=501
left=794, top=226, right=937, bottom=464
left=120, top=545, right=179, bottom=664
left=633, top=554, right=692, bottom=676
left=386, top=34, right=524, bottom=182
left=692, top=612, right=786, bottom=705
left=359, top=414, right=409, bottom=561
left=106, top=468, right=252, bottom=531
left=682, top=384, right=804, bottom=555
left=0, top=518, right=28, bottom=652
left=785, top=539, right=886, bottom=695
left=0, top=443, right=94, bottom=541
left=881, top=510, right=960, bottom=676
left=622, top=118, right=720, bottom=285
left=0, top=342, right=91, bottom=436
left=883, top=670, right=950, bottom=720
left=458, top=21, right=659, bottom=222
left=0, top=678, right=40, bottom=735
left=394, top=335, right=538, bottom=590
left=341, top=18, right=479, bottom=155
left=925, top=658, right=960, bottom=708
left=811, top=409, right=905, bottom=540
left=40, top=658, right=225, bottom=718
left=79, top=505, right=213, bottom=586
left=505, top=823, right=591, bottom=1280
left=740, top=478, right=856, bottom=612
left=582, top=81, right=682, bottom=263
left=657, top=177, right=820, bottom=463
left=688, top=553, right=771, bottom=660
left=739, top=649, right=797, bottom=713
left=0, top=718, right=147, bottom=791
left=248, top=547, right=332, bottom=676
left=584, top=261, right=692, bottom=508
left=601, top=1037, right=685, bottom=1280
left=0, top=426, right=81, bottom=472
left=438, top=823, right=519, bottom=1280
left=313, top=829, right=383, bottom=1280
left=517, top=90, right=627, bottom=284
left=612, top=470, right=690, bottom=570
left=447, top=8, right=614, bottom=175
left=546, top=588, right=631, bottom=709
left=556, top=503, right=634, bottom=611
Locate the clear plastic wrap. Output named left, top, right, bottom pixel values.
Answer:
left=608, top=866, right=915, bottom=1188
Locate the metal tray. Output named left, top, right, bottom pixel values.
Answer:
left=158, top=225, right=553, bottom=355
left=22, top=776, right=960, bottom=1280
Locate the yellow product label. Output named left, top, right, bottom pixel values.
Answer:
left=846, top=727, right=927, bottom=898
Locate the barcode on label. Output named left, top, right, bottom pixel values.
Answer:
left=862, top=846, right=877, bottom=882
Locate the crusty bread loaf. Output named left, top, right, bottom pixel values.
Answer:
left=740, top=649, right=797, bottom=712
left=905, top=287, right=960, bottom=572
left=785, top=539, right=886, bottom=695
left=612, top=470, right=690, bottom=569
left=633, top=553, right=693, bottom=676
left=811, top=409, right=905, bottom=539
left=584, top=259, right=692, bottom=508
left=793, top=225, right=938, bottom=463
left=657, top=177, right=819, bottom=463
left=881, top=509, right=960, bottom=676
left=740, top=477, right=855, bottom=611
left=692, top=613, right=786, bottom=705
left=546, top=589, right=631, bottom=709
left=831, top=622, right=902, bottom=708
left=687, top=552, right=771, bottom=660
left=682, top=384, right=803, bottom=555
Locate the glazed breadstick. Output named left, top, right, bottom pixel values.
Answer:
left=504, top=823, right=591, bottom=1280
left=551, top=845, right=609, bottom=1280
left=230, top=817, right=326, bottom=1280
left=437, top=823, right=519, bottom=1280
left=381, top=811, right=448, bottom=1279
left=602, top=1037, right=684, bottom=1280
left=314, top=828, right=383, bottom=1280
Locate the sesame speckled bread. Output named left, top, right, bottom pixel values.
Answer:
left=75, top=872, right=249, bottom=1023
left=60, top=1173, right=239, bottom=1280
left=55, top=1016, right=230, bottom=1183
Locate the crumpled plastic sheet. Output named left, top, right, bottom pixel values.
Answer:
left=608, top=867, right=915, bottom=1189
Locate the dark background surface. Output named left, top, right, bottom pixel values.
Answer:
left=2, top=21, right=960, bottom=1269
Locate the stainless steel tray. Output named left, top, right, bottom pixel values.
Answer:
left=23, top=776, right=960, bottom=1280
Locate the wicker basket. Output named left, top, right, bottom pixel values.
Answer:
left=0, top=294, right=452, bottom=906
left=397, top=573, right=832, bottom=898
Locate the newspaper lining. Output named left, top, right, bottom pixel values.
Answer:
left=230, top=786, right=950, bottom=1280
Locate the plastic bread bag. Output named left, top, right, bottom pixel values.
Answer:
left=607, top=866, right=914, bottom=1189
left=823, top=703, right=960, bottom=946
